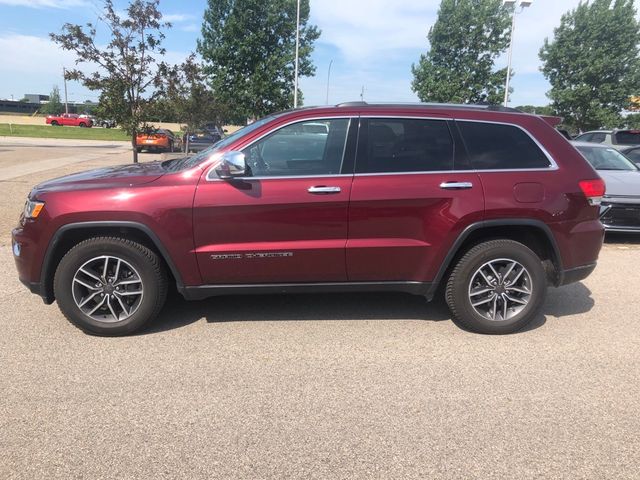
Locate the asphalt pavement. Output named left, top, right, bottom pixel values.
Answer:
left=1, top=137, right=638, bottom=479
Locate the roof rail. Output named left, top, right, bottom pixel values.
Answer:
left=334, top=101, right=521, bottom=113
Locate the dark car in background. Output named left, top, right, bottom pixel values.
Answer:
left=183, top=131, right=222, bottom=153
left=573, top=141, right=640, bottom=233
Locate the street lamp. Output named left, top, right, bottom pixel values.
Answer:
left=293, top=0, right=301, bottom=108
left=503, top=0, right=532, bottom=107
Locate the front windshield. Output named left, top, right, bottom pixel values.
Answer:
left=165, top=114, right=281, bottom=171
left=576, top=146, right=639, bottom=171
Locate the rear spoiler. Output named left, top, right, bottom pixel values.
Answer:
left=539, top=115, right=563, bottom=127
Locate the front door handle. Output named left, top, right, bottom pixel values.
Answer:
left=440, top=181, right=473, bottom=190
left=308, top=186, right=341, bottom=195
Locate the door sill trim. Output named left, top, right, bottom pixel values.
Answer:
left=179, top=281, right=432, bottom=301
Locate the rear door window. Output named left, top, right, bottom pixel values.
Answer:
left=357, top=118, right=454, bottom=173
left=457, top=121, right=551, bottom=170
left=590, top=132, right=607, bottom=143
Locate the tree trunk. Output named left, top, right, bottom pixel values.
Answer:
left=131, top=130, right=138, bottom=164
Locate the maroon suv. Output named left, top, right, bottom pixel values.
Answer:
left=12, top=103, right=605, bottom=336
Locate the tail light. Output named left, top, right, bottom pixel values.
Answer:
left=156, top=133, right=166, bottom=139
left=579, top=179, right=606, bottom=206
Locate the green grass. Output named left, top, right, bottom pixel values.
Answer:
left=0, top=123, right=129, bottom=141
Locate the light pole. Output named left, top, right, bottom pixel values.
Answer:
left=325, top=59, right=333, bottom=105
left=293, top=0, right=301, bottom=108
left=503, top=0, right=532, bottom=107
left=63, top=66, right=69, bottom=114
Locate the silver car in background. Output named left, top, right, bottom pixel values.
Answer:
left=573, top=141, right=640, bottom=233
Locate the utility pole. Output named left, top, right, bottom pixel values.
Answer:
left=360, top=85, right=365, bottom=102
left=63, top=66, right=69, bottom=114
left=293, top=0, right=301, bottom=108
left=325, top=59, right=333, bottom=105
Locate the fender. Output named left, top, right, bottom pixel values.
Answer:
left=40, top=221, right=184, bottom=303
left=425, top=218, right=564, bottom=300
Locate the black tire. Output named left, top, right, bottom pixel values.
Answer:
left=136, top=147, right=142, bottom=153
left=50, top=121, right=59, bottom=126
left=53, top=237, right=168, bottom=336
left=445, top=240, right=547, bottom=334
left=79, top=122, right=87, bottom=128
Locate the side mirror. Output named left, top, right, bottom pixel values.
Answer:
left=215, top=151, right=246, bottom=179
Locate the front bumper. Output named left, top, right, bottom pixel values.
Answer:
left=12, top=226, right=52, bottom=304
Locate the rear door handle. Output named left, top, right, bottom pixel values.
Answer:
left=440, top=181, right=473, bottom=190
left=308, top=186, right=341, bottom=195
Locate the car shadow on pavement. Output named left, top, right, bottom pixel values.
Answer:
left=147, top=291, right=451, bottom=335
left=146, top=282, right=595, bottom=335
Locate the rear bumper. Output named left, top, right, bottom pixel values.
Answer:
left=557, top=263, right=597, bottom=287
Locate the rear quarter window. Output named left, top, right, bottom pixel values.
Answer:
left=457, top=121, right=551, bottom=170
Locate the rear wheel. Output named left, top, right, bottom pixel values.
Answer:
left=54, top=237, right=168, bottom=336
left=50, top=121, right=59, bottom=126
left=79, top=122, right=87, bottom=128
left=445, top=240, right=547, bottom=334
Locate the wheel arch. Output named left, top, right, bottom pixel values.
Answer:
left=427, top=219, right=563, bottom=301
left=40, top=221, right=184, bottom=304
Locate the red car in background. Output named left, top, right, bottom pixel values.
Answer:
left=45, top=114, right=93, bottom=128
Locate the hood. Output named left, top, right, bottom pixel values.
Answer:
left=598, top=170, right=640, bottom=198
left=32, top=161, right=167, bottom=196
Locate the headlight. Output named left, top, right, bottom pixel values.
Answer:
left=23, top=199, right=45, bottom=219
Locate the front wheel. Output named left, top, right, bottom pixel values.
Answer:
left=445, top=240, right=547, bottom=334
left=53, top=237, right=168, bottom=336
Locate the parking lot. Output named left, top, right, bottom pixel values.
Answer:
left=1, top=137, right=639, bottom=479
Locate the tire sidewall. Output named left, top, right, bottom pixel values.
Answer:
left=450, top=242, right=547, bottom=334
left=54, top=240, right=164, bottom=335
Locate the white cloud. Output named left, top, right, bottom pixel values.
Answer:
left=0, top=0, right=88, bottom=8
left=310, top=0, right=437, bottom=63
left=303, top=0, right=593, bottom=106
left=163, top=13, right=196, bottom=23
left=0, top=33, right=190, bottom=101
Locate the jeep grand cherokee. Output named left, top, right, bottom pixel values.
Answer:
left=12, top=102, right=605, bottom=336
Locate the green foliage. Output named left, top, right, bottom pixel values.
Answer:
left=623, top=113, right=640, bottom=129
left=198, top=0, right=320, bottom=123
left=514, top=105, right=555, bottom=116
left=412, top=0, right=512, bottom=105
left=539, top=0, right=640, bottom=132
left=50, top=0, right=173, bottom=162
left=42, top=86, right=63, bottom=115
left=163, top=54, right=228, bottom=131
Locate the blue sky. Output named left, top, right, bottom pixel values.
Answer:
left=0, top=0, right=589, bottom=107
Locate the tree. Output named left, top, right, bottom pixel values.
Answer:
left=163, top=55, right=228, bottom=141
left=412, top=0, right=512, bottom=105
left=198, top=0, right=320, bottom=123
left=514, top=105, right=555, bottom=116
left=42, top=86, right=63, bottom=115
left=539, top=0, right=640, bottom=132
left=50, top=0, right=173, bottom=163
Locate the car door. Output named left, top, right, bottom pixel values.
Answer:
left=193, top=117, right=357, bottom=284
left=347, top=117, right=484, bottom=283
